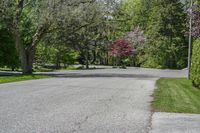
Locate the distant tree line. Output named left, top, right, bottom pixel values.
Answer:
left=0, top=0, right=195, bottom=73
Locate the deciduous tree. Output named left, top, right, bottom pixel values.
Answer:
left=0, top=0, right=96, bottom=74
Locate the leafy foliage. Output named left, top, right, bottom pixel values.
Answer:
left=191, top=1, right=200, bottom=38
left=109, top=38, right=133, bottom=57
left=139, top=0, right=188, bottom=69
left=191, top=39, right=200, bottom=88
left=36, top=43, right=79, bottom=68
left=0, top=28, right=19, bottom=70
left=0, top=0, right=115, bottom=73
left=123, top=27, right=145, bottom=52
left=0, top=0, right=195, bottom=71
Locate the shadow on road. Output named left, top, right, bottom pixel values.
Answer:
left=0, top=71, right=21, bottom=76
left=46, top=73, right=157, bottom=79
left=0, top=67, right=187, bottom=78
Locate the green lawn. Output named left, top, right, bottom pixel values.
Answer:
left=0, top=75, right=50, bottom=84
left=152, top=78, right=200, bottom=114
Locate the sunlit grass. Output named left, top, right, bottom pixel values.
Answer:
left=152, top=78, right=200, bottom=114
left=0, top=75, right=51, bottom=84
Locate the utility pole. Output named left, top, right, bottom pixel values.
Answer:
left=188, top=0, right=193, bottom=79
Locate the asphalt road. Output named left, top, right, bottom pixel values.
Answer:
left=0, top=78, right=157, bottom=133
left=0, top=66, right=187, bottom=78
left=0, top=68, right=187, bottom=133
left=39, top=67, right=187, bottom=78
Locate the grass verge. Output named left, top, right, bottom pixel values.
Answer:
left=152, top=78, right=200, bottom=114
left=0, top=75, right=51, bottom=84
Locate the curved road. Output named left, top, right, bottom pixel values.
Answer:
left=0, top=68, right=187, bottom=133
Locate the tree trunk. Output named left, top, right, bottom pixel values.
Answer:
left=105, top=51, right=109, bottom=65
left=85, top=51, right=89, bottom=69
left=92, top=50, right=96, bottom=64
left=15, top=29, right=35, bottom=74
left=64, top=64, right=67, bottom=69
left=13, top=0, right=31, bottom=74
left=14, top=29, right=31, bottom=74
left=13, top=0, right=48, bottom=74
left=56, top=52, right=61, bottom=69
left=25, top=47, right=35, bottom=74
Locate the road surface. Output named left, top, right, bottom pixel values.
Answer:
left=0, top=68, right=187, bottom=133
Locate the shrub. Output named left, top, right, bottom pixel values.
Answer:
left=191, top=38, right=200, bottom=88
left=0, top=28, right=19, bottom=70
left=109, top=38, right=133, bottom=57
left=109, top=38, right=133, bottom=67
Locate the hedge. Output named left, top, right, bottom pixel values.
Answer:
left=191, top=38, right=200, bottom=88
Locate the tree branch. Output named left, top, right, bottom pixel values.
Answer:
left=23, top=0, right=33, bottom=8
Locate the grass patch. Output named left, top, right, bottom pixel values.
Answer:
left=0, top=75, right=51, bottom=84
left=0, top=67, right=20, bottom=71
left=152, top=78, right=200, bottom=114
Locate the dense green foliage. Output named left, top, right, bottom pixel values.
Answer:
left=190, top=1, right=200, bottom=88
left=111, top=0, right=189, bottom=69
left=36, top=43, right=79, bottom=68
left=191, top=39, right=200, bottom=88
left=0, top=28, right=19, bottom=70
left=0, top=0, right=197, bottom=71
left=139, top=0, right=188, bottom=69
left=153, top=78, right=200, bottom=114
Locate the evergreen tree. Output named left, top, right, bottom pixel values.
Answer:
left=140, top=0, right=188, bottom=69
left=139, top=0, right=153, bottom=28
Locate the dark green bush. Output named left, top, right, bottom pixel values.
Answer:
left=191, top=38, right=200, bottom=88
left=0, top=28, right=19, bottom=70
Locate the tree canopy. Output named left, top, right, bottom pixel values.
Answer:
left=0, top=0, right=197, bottom=72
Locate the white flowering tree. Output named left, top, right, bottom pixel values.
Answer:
left=191, top=3, right=200, bottom=38
left=123, top=26, right=145, bottom=53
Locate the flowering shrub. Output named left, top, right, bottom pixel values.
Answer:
left=108, top=26, right=145, bottom=67
left=109, top=38, right=133, bottom=57
left=191, top=5, right=200, bottom=38
left=123, top=27, right=145, bottom=50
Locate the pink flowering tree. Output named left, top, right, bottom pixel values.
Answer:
left=109, top=38, right=133, bottom=67
left=108, top=26, right=145, bottom=67
left=190, top=5, right=200, bottom=38
left=123, top=27, right=145, bottom=53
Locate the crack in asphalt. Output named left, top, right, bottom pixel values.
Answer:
left=147, top=112, right=154, bottom=133
left=70, top=96, right=116, bottom=133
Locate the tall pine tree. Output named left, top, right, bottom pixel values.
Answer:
left=140, top=0, right=188, bottom=69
